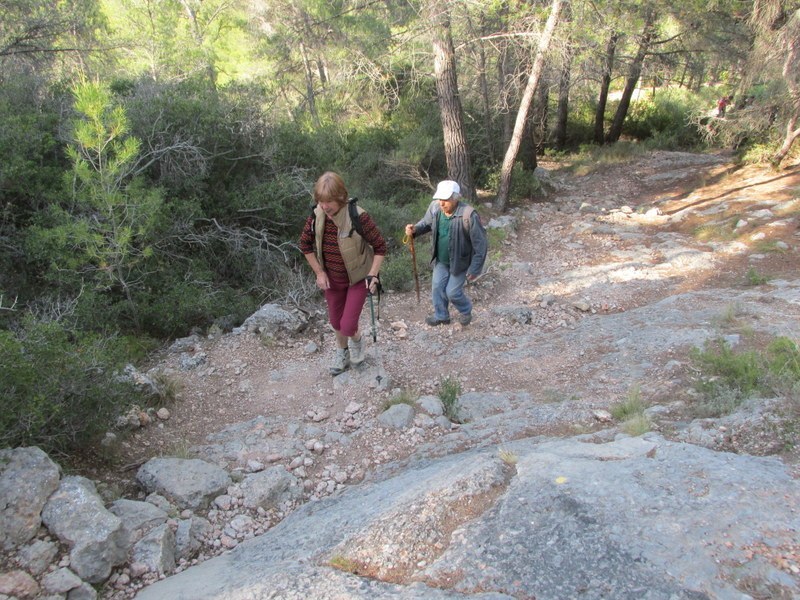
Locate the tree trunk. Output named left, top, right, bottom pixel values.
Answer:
left=177, top=0, right=218, bottom=91
left=555, top=48, right=572, bottom=150
left=771, top=16, right=800, bottom=167
left=496, top=0, right=563, bottom=212
left=606, top=9, right=656, bottom=143
left=771, top=115, right=800, bottom=165
left=466, top=11, right=496, bottom=164
left=299, top=40, right=321, bottom=129
left=594, top=31, right=619, bottom=145
left=428, top=0, right=474, bottom=201
left=530, top=80, right=549, bottom=160
left=496, top=2, right=514, bottom=155
left=477, top=35, right=496, bottom=164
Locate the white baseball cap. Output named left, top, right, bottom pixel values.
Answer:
left=432, top=180, right=460, bottom=200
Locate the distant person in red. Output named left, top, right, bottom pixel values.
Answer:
left=717, top=95, right=731, bottom=117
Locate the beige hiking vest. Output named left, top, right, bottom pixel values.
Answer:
left=313, top=204, right=374, bottom=285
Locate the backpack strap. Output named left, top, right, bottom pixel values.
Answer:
left=312, top=199, right=365, bottom=239
left=461, top=204, right=474, bottom=232
left=347, top=198, right=365, bottom=238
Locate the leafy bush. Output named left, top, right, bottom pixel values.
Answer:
left=0, top=318, right=143, bottom=455
left=765, top=337, right=800, bottom=381
left=745, top=267, right=770, bottom=286
left=624, top=88, right=705, bottom=148
left=485, top=163, right=543, bottom=203
left=136, top=278, right=257, bottom=338
left=691, top=339, right=762, bottom=396
left=609, top=385, right=651, bottom=436
left=438, top=376, right=462, bottom=422
left=380, top=251, right=419, bottom=293
left=621, top=414, right=652, bottom=436
left=610, top=385, right=646, bottom=421
left=689, top=336, right=800, bottom=417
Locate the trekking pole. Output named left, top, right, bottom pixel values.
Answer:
left=366, top=275, right=380, bottom=343
left=368, top=292, right=377, bottom=343
left=402, top=232, right=420, bottom=303
left=365, top=275, right=383, bottom=387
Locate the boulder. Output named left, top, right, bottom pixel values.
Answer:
left=109, top=498, right=168, bottom=546
left=131, top=524, right=176, bottom=576
left=378, top=403, right=415, bottom=430
left=16, top=539, right=59, bottom=576
left=41, top=476, right=128, bottom=583
left=0, top=569, right=39, bottom=599
left=136, top=458, right=231, bottom=510
left=237, top=304, right=305, bottom=336
left=40, top=568, right=82, bottom=595
left=416, top=395, right=444, bottom=416
left=0, top=446, right=61, bottom=551
left=175, top=515, right=212, bottom=561
left=239, top=466, right=301, bottom=510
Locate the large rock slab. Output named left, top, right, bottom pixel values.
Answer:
left=136, top=457, right=231, bottom=509
left=41, top=476, right=127, bottom=583
left=237, top=303, right=306, bottom=336
left=0, top=446, right=61, bottom=551
left=135, top=434, right=800, bottom=599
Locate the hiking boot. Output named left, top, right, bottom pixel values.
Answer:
left=329, top=348, right=350, bottom=376
left=458, top=312, right=472, bottom=326
left=349, top=336, right=366, bottom=365
left=425, top=315, right=450, bottom=326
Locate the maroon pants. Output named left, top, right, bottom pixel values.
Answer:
left=324, top=277, right=367, bottom=337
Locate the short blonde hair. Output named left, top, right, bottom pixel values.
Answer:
left=313, top=171, right=348, bottom=208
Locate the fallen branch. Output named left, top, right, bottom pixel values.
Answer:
left=0, top=294, right=18, bottom=311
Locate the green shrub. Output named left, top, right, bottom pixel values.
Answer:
left=357, top=195, right=417, bottom=250
left=624, top=89, right=704, bottom=148
left=765, top=337, right=800, bottom=381
left=609, top=386, right=652, bottom=436
left=621, top=414, right=652, bottom=436
left=380, top=251, right=419, bottom=293
left=745, top=267, right=770, bottom=286
left=0, top=319, right=143, bottom=455
left=687, top=337, right=800, bottom=417
left=691, top=339, right=762, bottom=399
left=438, top=376, right=462, bottom=422
left=610, top=385, right=646, bottom=421
left=381, top=388, right=416, bottom=411
left=137, top=280, right=257, bottom=338
left=485, top=163, right=542, bottom=203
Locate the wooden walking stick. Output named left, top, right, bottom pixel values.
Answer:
left=403, top=232, right=420, bottom=303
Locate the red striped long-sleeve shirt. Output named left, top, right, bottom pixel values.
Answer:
left=299, top=211, right=386, bottom=281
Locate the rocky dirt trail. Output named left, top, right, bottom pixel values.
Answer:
left=69, top=149, right=800, bottom=598
left=103, top=150, right=800, bottom=486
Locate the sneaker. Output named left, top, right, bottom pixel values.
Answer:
left=425, top=315, right=451, bottom=326
left=458, top=312, right=472, bottom=326
left=349, top=336, right=366, bottom=365
left=329, top=348, right=350, bottom=376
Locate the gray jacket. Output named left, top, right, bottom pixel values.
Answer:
left=411, top=200, right=487, bottom=278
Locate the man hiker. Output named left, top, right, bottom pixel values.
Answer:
left=404, top=180, right=487, bottom=326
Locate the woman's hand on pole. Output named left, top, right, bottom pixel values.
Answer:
left=316, top=271, right=330, bottom=290
left=366, top=275, right=379, bottom=295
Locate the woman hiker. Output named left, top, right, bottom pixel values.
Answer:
left=299, top=171, right=386, bottom=375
